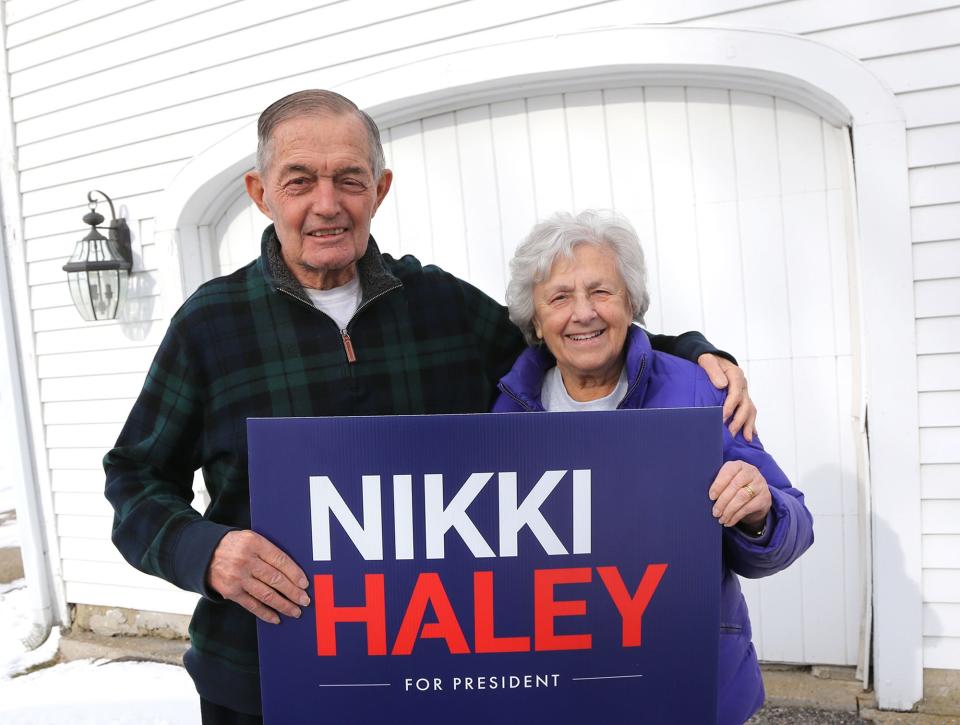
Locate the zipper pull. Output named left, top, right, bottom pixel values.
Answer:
left=340, top=329, right=357, bottom=363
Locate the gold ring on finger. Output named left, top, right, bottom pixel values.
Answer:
left=743, top=483, right=756, bottom=499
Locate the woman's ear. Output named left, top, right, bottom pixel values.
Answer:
left=533, top=317, right=543, bottom=341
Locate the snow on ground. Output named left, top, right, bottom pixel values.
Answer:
left=0, top=580, right=199, bottom=724
left=0, top=481, right=199, bottom=723
left=0, top=581, right=60, bottom=678
left=0, top=476, right=199, bottom=723
left=0, top=658, right=200, bottom=725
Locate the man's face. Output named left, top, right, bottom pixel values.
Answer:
left=245, top=112, right=392, bottom=289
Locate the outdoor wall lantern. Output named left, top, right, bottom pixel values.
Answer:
left=62, top=190, right=132, bottom=321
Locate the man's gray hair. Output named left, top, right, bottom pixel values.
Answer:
left=505, top=210, right=651, bottom=346
left=255, top=89, right=386, bottom=179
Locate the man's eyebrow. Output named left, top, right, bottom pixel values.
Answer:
left=279, top=163, right=316, bottom=176
left=333, top=165, right=370, bottom=177
left=277, top=164, right=370, bottom=178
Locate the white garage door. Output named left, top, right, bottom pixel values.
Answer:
left=210, top=86, right=862, bottom=667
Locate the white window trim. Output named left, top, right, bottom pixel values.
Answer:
left=155, top=25, right=921, bottom=710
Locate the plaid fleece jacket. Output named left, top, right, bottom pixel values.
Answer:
left=104, top=225, right=724, bottom=714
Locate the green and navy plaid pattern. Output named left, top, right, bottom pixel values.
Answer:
left=104, top=225, right=723, bottom=714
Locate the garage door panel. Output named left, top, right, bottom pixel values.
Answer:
left=698, top=201, right=748, bottom=358
left=758, top=561, right=806, bottom=662
left=388, top=119, right=434, bottom=265
left=777, top=97, right=828, bottom=195
left=566, top=89, right=613, bottom=211
left=835, top=355, right=860, bottom=518
left=730, top=90, right=780, bottom=201
left=627, top=209, right=663, bottom=332
left=490, top=99, right=538, bottom=275
left=687, top=86, right=738, bottom=205
left=783, top=191, right=836, bottom=358
left=802, top=514, right=849, bottom=664
left=646, top=86, right=696, bottom=202
left=604, top=87, right=659, bottom=329
left=749, top=359, right=800, bottom=484
left=739, top=196, right=792, bottom=361
left=527, top=94, right=573, bottom=218
left=654, top=203, right=705, bottom=333
left=793, top=355, right=844, bottom=517
left=646, top=93, right=701, bottom=332
left=422, top=112, right=470, bottom=278
left=604, top=86, right=654, bottom=212
left=827, top=188, right=854, bottom=356
left=456, top=105, right=507, bottom=301
left=372, top=139, right=402, bottom=260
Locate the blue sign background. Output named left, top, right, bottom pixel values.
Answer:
left=248, top=408, right=722, bottom=724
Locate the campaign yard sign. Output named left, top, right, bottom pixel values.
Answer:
left=248, top=408, right=723, bottom=725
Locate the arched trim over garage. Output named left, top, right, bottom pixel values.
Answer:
left=155, top=25, right=920, bottom=710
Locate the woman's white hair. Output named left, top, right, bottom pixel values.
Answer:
left=505, top=210, right=651, bottom=346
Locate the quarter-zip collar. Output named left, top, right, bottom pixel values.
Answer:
left=497, top=324, right=653, bottom=411
left=259, top=223, right=401, bottom=308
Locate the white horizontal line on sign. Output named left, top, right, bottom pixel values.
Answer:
left=317, top=683, right=391, bottom=688
left=571, top=674, right=645, bottom=681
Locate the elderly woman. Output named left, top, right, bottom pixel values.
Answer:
left=493, top=210, right=813, bottom=725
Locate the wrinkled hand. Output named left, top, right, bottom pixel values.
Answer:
left=207, top=530, right=310, bottom=624
left=708, top=460, right=771, bottom=529
left=697, top=353, right=757, bottom=441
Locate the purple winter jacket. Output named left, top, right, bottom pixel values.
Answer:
left=492, top=325, right=814, bottom=725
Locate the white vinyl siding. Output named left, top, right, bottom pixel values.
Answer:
left=2, top=0, right=958, bottom=667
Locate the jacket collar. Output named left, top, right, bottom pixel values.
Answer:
left=497, top=324, right=653, bottom=410
left=259, top=224, right=401, bottom=305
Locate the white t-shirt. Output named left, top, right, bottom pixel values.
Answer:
left=540, top=366, right=628, bottom=412
left=303, top=275, right=361, bottom=330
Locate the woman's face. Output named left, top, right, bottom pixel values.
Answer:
left=532, top=243, right=633, bottom=384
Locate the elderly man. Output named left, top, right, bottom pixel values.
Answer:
left=104, top=90, right=755, bottom=724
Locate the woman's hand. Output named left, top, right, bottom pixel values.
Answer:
left=708, top=460, right=771, bottom=530
left=697, top=354, right=757, bottom=441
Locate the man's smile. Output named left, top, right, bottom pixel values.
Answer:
left=306, top=227, right=347, bottom=238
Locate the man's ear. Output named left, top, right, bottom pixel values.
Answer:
left=244, top=171, right=273, bottom=219
left=371, top=169, right=393, bottom=216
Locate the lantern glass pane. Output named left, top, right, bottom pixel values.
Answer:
left=64, top=235, right=129, bottom=321
left=66, top=240, right=95, bottom=321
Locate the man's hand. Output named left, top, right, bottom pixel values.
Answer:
left=207, top=530, right=310, bottom=624
left=708, top=460, right=771, bottom=529
left=697, top=353, right=757, bottom=441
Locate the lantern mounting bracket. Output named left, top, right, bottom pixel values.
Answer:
left=87, top=189, right=132, bottom=266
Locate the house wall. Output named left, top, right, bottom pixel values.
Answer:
left=1, top=0, right=957, bottom=668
